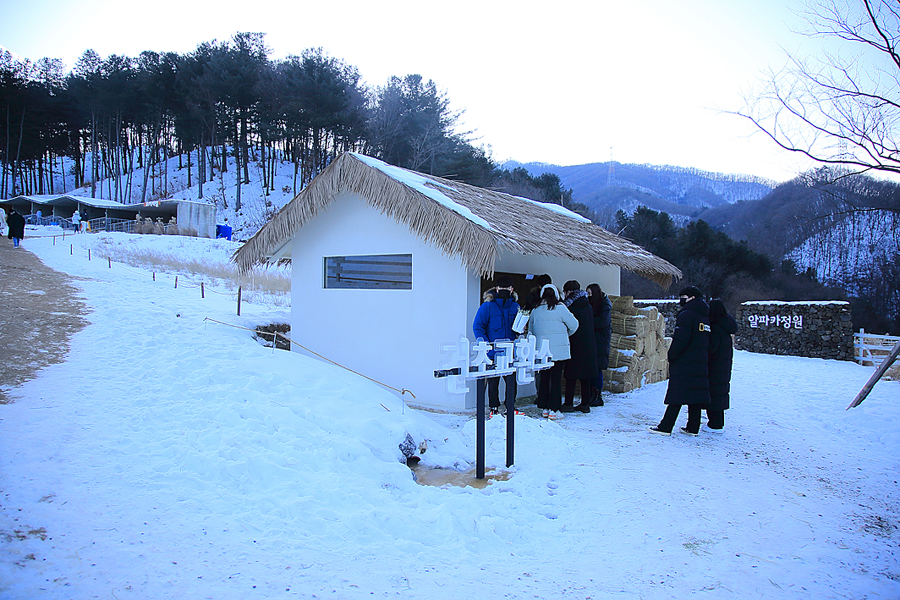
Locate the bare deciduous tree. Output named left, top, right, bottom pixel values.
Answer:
left=738, top=0, right=900, bottom=196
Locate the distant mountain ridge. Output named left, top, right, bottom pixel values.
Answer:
left=505, top=160, right=775, bottom=225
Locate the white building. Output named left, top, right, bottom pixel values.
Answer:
left=234, top=153, right=680, bottom=411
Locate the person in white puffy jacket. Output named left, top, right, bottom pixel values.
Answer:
left=527, top=283, right=578, bottom=420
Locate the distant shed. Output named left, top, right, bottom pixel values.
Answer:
left=0, top=194, right=216, bottom=238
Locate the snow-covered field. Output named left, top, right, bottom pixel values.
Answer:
left=1, top=230, right=898, bottom=599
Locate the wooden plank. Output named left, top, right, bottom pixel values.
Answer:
left=848, top=340, right=900, bottom=409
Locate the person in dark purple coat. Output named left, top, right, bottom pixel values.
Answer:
left=586, top=283, right=612, bottom=406
left=561, top=280, right=597, bottom=413
left=651, top=286, right=711, bottom=436
left=705, top=299, right=738, bottom=432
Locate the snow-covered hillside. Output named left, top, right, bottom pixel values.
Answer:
left=789, top=210, right=900, bottom=291
left=34, top=148, right=299, bottom=241
left=1, top=228, right=898, bottom=599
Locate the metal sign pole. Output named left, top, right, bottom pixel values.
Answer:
left=476, top=378, right=486, bottom=479
left=505, top=377, right=515, bottom=468
left=434, top=335, right=554, bottom=480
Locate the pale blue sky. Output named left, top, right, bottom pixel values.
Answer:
left=1, top=0, right=820, bottom=181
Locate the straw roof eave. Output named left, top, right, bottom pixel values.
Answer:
left=232, top=152, right=682, bottom=288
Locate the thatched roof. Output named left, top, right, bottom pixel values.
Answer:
left=232, top=152, right=682, bottom=288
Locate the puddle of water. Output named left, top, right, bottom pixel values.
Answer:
left=409, top=463, right=511, bottom=489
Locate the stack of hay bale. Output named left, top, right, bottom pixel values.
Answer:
left=603, top=296, right=670, bottom=393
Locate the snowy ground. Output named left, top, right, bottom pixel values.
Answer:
left=1, top=230, right=899, bottom=599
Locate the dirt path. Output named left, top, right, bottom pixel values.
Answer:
left=0, top=235, right=88, bottom=403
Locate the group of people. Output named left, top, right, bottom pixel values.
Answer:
left=472, top=274, right=613, bottom=421
left=2, top=208, right=26, bottom=248
left=651, top=286, right=738, bottom=436
left=473, top=278, right=739, bottom=432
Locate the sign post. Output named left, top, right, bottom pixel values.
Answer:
left=434, top=335, right=553, bottom=479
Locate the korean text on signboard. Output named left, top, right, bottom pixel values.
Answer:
left=747, top=314, right=803, bottom=329
left=436, top=335, right=554, bottom=393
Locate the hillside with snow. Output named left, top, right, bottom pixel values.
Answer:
left=26, top=148, right=299, bottom=242
left=788, top=210, right=900, bottom=293
left=0, top=228, right=898, bottom=599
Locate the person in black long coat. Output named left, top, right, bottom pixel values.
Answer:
left=561, top=280, right=598, bottom=413
left=586, top=283, right=612, bottom=406
left=651, top=286, right=711, bottom=435
left=7, top=209, right=25, bottom=248
left=706, top=299, right=738, bottom=431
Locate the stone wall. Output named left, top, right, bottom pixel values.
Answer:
left=735, top=301, right=853, bottom=360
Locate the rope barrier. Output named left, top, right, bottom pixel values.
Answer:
left=47, top=235, right=273, bottom=299
left=203, top=317, right=416, bottom=400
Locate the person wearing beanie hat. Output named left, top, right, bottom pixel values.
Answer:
left=650, top=286, right=711, bottom=436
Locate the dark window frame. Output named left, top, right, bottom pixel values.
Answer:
left=324, top=253, right=413, bottom=290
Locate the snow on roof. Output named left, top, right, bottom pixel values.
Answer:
left=352, top=153, right=496, bottom=232
left=519, top=196, right=592, bottom=223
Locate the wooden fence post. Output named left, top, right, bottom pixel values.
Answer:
left=237, top=286, right=242, bottom=316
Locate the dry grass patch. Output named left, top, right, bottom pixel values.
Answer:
left=90, top=237, right=291, bottom=306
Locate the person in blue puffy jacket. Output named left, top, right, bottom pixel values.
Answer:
left=472, top=275, right=520, bottom=416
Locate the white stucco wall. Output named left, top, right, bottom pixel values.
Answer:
left=288, top=193, right=625, bottom=412
left=290, top=192, right=478, bottom=411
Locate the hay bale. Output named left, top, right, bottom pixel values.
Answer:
left=611, top=333, right=644, bottom=355
left=609, top=295, right=635, bottom=312
left=607, top=349, right=635, bottom=369
left=604, top=296, right=671, bottom=394
left=612, top=315, right=653, bottom=337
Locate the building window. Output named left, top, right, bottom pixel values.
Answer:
left=324, top=254, right=413, bottom=290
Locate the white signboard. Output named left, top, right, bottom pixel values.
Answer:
left=436, top=335, right=554, bottom=394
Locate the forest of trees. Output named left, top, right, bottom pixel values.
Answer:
left=615, top=205, right=898, bottom=334
left=1, top=33, right=574, bottom=207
